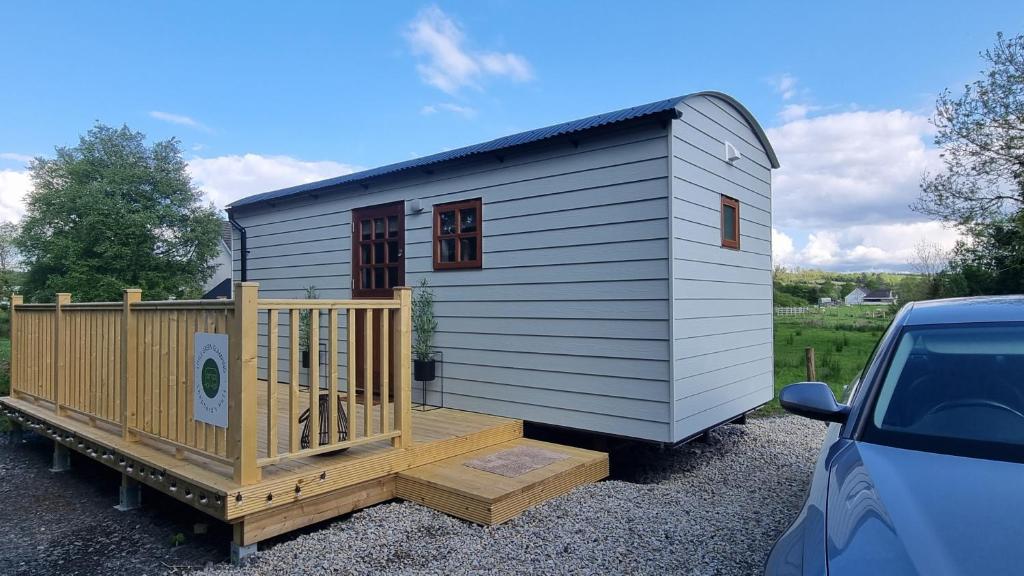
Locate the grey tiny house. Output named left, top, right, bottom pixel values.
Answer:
left=226, top=92, right=779, bottom=444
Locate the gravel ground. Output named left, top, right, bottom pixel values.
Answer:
left=0, top=429, right=228, bottom=575
left=198, top=415, right=826, bottom=576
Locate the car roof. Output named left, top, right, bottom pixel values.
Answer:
left=904, top=295, right=1024, bottom=326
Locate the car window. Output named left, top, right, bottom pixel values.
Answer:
left=863, top=323, right=1024, bottom=463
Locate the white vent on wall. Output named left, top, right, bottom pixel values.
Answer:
left=724, top=141, right=742, bottom=164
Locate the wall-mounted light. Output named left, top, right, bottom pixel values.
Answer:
left=410, top=198, right=424, bottom=213
left=724, top=141, right=742, bottom=164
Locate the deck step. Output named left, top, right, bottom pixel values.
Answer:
left=396, top=438, right=608, bottom=525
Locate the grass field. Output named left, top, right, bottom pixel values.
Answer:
left=765, top=306, right=891, bottom=414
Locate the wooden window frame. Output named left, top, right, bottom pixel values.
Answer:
left=721, top=195, right=740, bottom=250
left=433, top=198, right=483, bottom=270
left=351, top=201, right=405, bottom=298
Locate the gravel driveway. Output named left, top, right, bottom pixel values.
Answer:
left=198, top=415, right=826, bottom=576
left=0, top=430, right=227, bottom=575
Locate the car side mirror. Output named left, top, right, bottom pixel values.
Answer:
left=779, top=382, right=851, bottom=423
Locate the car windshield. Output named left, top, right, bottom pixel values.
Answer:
left=864, top=323, right=1024, bottom=462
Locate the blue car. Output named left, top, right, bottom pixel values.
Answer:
left=765, top=296, right=1024, bottom=576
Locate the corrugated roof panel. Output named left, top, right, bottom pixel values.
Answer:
left=227, top=96, right=685, bottom=209
left=227, top=92, right=779, bottom=210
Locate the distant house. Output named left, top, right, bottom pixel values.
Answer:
left=202, top=221, right=234, bottom=299
left=818, top=297, right=833, bottom=306
left=863, top=288, right=897, bottom=305
left=845, top=286, right=896, bottom=305
left=845, top=286, right=868, bottom=305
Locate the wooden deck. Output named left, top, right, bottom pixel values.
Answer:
left=3, top=285, right=608, bottom=561
left=2, top=390, right=523, bottom=537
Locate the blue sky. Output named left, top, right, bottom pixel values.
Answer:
left=1, top=1, right=1020, bottom=270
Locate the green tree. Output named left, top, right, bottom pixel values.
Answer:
left=0, top=221, right=18, bottom=302
left=16, top=124, right=221, bottom=302
left=913, top=32, right=1024, bottom=225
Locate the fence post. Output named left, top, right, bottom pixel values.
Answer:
left=805, top=346, right=817, bottom=382
left=230, top=282, right=260, bottom=485
left=392, top=287, right=413, bottom=449
left=121, top=289, right=141, bottom=441
left=9, top=294, right=21, bottom=398
left=53, top=293, right=71, bottom=416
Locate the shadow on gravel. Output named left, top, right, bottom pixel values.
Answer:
left=0, top=431, right=228, bottom=576
left=524, top=418, right=751, bottom=484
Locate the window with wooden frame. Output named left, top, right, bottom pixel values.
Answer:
left=721, top=195, right=740, bottom=249
left=433, top=198, right=482, bottom=270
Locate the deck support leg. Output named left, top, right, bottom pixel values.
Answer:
left=50, top=441, right=71, bottom=472
left=733, top=413, right=747, bottom=425
left=8, top=421, right=24, bottom=444
left=231, top=524, right=257, bottom=565
left=115, top=474, right=142, bottom=511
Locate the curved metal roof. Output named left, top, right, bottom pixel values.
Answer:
left=228, top=91, right=778, bottom=210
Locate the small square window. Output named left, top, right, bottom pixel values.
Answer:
left=434, top=198, right=483, bottom=269
left=721, top=195, right=740, bottom=250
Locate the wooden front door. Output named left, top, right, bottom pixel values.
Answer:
left=351, top=202, right=404, bottom=400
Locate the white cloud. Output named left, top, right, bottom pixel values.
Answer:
left=771, top=73, right=799, bottom=100
left=779, top=222, right=961, bottom=271
left=0, top=152, right=34, bottom=164
left=777, top=104, right=818, bottom=122
left=768, top=109, right=940, bottom=229
left=405, top=5, right=533, bottom=94
left=420, top=102, right=477, bottom=118
left=0, top=169, right=32, bottom=223
left=149, top=111, right=212, bottom=133
left=187, top=154, right=361, bottom=208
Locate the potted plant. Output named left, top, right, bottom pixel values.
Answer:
left=412, top=278, right=438, bottom=382
left=299, top=286, right=319, bottom=369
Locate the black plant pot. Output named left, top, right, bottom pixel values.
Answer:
left=301, top=349, right=310, bottom=369
left=414, top=359, right=436, bottom=382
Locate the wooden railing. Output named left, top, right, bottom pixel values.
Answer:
left=6, top=283, right=413, bottom=486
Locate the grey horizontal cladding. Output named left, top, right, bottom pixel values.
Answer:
left=672, top=157, right=770, bottom=209
left=673, top=181, right=770, bottom=226
left=674, top=328, right=772, bottom=359
left=672, top=198, right=771, bottom=241
left=673, top=259, right=771, bottom=286
left=234, top=123, right=669, bottom=228
left=683, top=96, right=765, bottom=158
left=477, top=219, right=668, bottom=252
left=673, top=313, right=772, bottom=339
left=441, top=361, right=668, bottom=401
left=248, top=249, right=347, bottom=269
left=443, top=392, right=671, bottom=442
left=443, top=378, right=669, bottom=422
left=442, top=346, right=669, bottom=381
left=671, top=279, right=771, bottom=300
left=673, top=377, right=772, bottom=430
left=674, top=342, right=773, bottom=380
left=673, top=218, right=770, bottom=254
left=676, top=104, right=773, bottom=171
left=433, top=299, right=669, bottom=320
left=433, top=331, right=668, bottom=361
left=673, top=237, right=771, bottom=268
left=437, top=316, right=669, bottom=340
left=675, top=355, right=773, bottom=396
left=673, top=134, right=770, bottom=187
left=421, top=260, right=669, bottom=286
left=405, top=218, right=667, bottom=257
left=233, top=118, right=675, bottom=441
left=407, top=239, right=667, bottom=270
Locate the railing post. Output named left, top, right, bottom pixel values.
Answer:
left=53, top=293, right=71, bottom=415
left=9, top=294, right=21, bottom=398
left=392, top=287, right=413, bottom=449
left=121, top=289, right=141, bottom=441
left=230, top=282, right=260, bottom=485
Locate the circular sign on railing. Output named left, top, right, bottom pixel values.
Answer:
left=194, top=333, right=229, bottom=427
